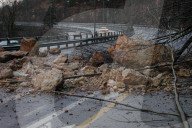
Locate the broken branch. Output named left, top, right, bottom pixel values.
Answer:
left=52, top=90, right=191, bottom=117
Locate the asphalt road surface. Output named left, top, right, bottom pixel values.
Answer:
left=0, top=87, right=192, bottom=128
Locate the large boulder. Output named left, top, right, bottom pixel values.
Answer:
left=89, top=52, right=105, bottom=67
left=108, top=35, right=172, bottom=68
left=31, top=68, right=63, bottom=91
left=0, top=46, right=4, bottom=52
left=20, top=38, right=39, bottom=56
left=0, top=68, right=13, bottom=79
left=0, top=51, right=28, bottom=63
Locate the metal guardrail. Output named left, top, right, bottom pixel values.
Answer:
left=2, top=31, right=123, bottom=51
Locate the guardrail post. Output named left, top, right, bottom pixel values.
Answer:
left=47, top=46, right=50, bottom=51
left=57, top=35, right=59, bottom=41
left=36, top=36, right=38, bottom=41
left=7, top=38, right=10, bottom=45
left=104, top=33, right=106, bottom=42
left=91, top=34, right=94, bottom=43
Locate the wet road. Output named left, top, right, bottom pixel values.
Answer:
left=1, top=88, right=192, bottom=128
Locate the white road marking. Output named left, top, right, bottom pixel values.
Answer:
left=24, top=105, right=46, bottom=117
left=61, top=124, right=76, bottom=128
left=22, top=92, right=99, bottom=128
left=39, top=122, right=51, bottom=128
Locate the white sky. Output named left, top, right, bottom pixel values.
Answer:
left=0, top=0, right=22, bottom=7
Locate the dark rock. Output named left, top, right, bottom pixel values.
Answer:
left=0, top=51, right=28, bottom=63
left=20, top=38, right=39, bottom=56
left=89, top=52, right=105, bottom=67
left=0, top=46, right=4, bottom=52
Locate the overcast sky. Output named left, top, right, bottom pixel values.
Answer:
left=0, top=0, right=22, bottom=7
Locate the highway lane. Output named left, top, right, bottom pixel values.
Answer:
left=1, top=88, right=192, bottom=128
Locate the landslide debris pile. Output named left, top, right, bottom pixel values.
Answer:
left=0, top=36, right=192, bottom=95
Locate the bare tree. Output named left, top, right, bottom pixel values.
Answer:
left=0, top=0, right=19, bottom=38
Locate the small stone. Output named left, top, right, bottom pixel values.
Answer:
left=80, top=88, right=85, bottom=92
left=177, top=68, right=191, bottom=78
left=74, top=77, right=86, bottom=85
left=102, top=89, right=110, bottom=95
left=29, top=89, right=36, bottom=93
left=87, top=91, right=93, bottom=95
left=16, top=97, right=21, bottom=100
left=80, top=66, right=95, bottom=75
left=113, top=86, right=118, bottom=91
left=20, top=82, right=29, bottom=87
left=0, top=68, right=13, bottom=79
left=107, top=79, right=116, bottom=87
left=20, top=93, right=25, bottom=97
left=110, top=88, right=114, bottom=92
left=39, top=49, right=48, bottom=57
left=164, top=87, right=171, bottom=92
left=116, top=82, right=125, bottom=88
left=118, top=88, right=125, bottom=93
left=49, top=48, right=61, bottom=55
left=98, top=64, right=108, bottom=72
left=53, top=54, right=68, bottom=64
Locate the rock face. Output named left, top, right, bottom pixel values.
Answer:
left=20, top=38, right=39, bottom=56
left=0, top=68, right=13, bottom=79
left=31, top=68, right=63, bottom=91
left=108, top=35, right=172, bottom=68
left=0, top=46, right=4, bottom=52
left=49, top=48, right=61, bottom=55
left=89, top=52, right=105, bottom=67
left=0, top=51, right=28, bottom=63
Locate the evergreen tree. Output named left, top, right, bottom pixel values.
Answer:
left=43, top=0, right=56, bottom=28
